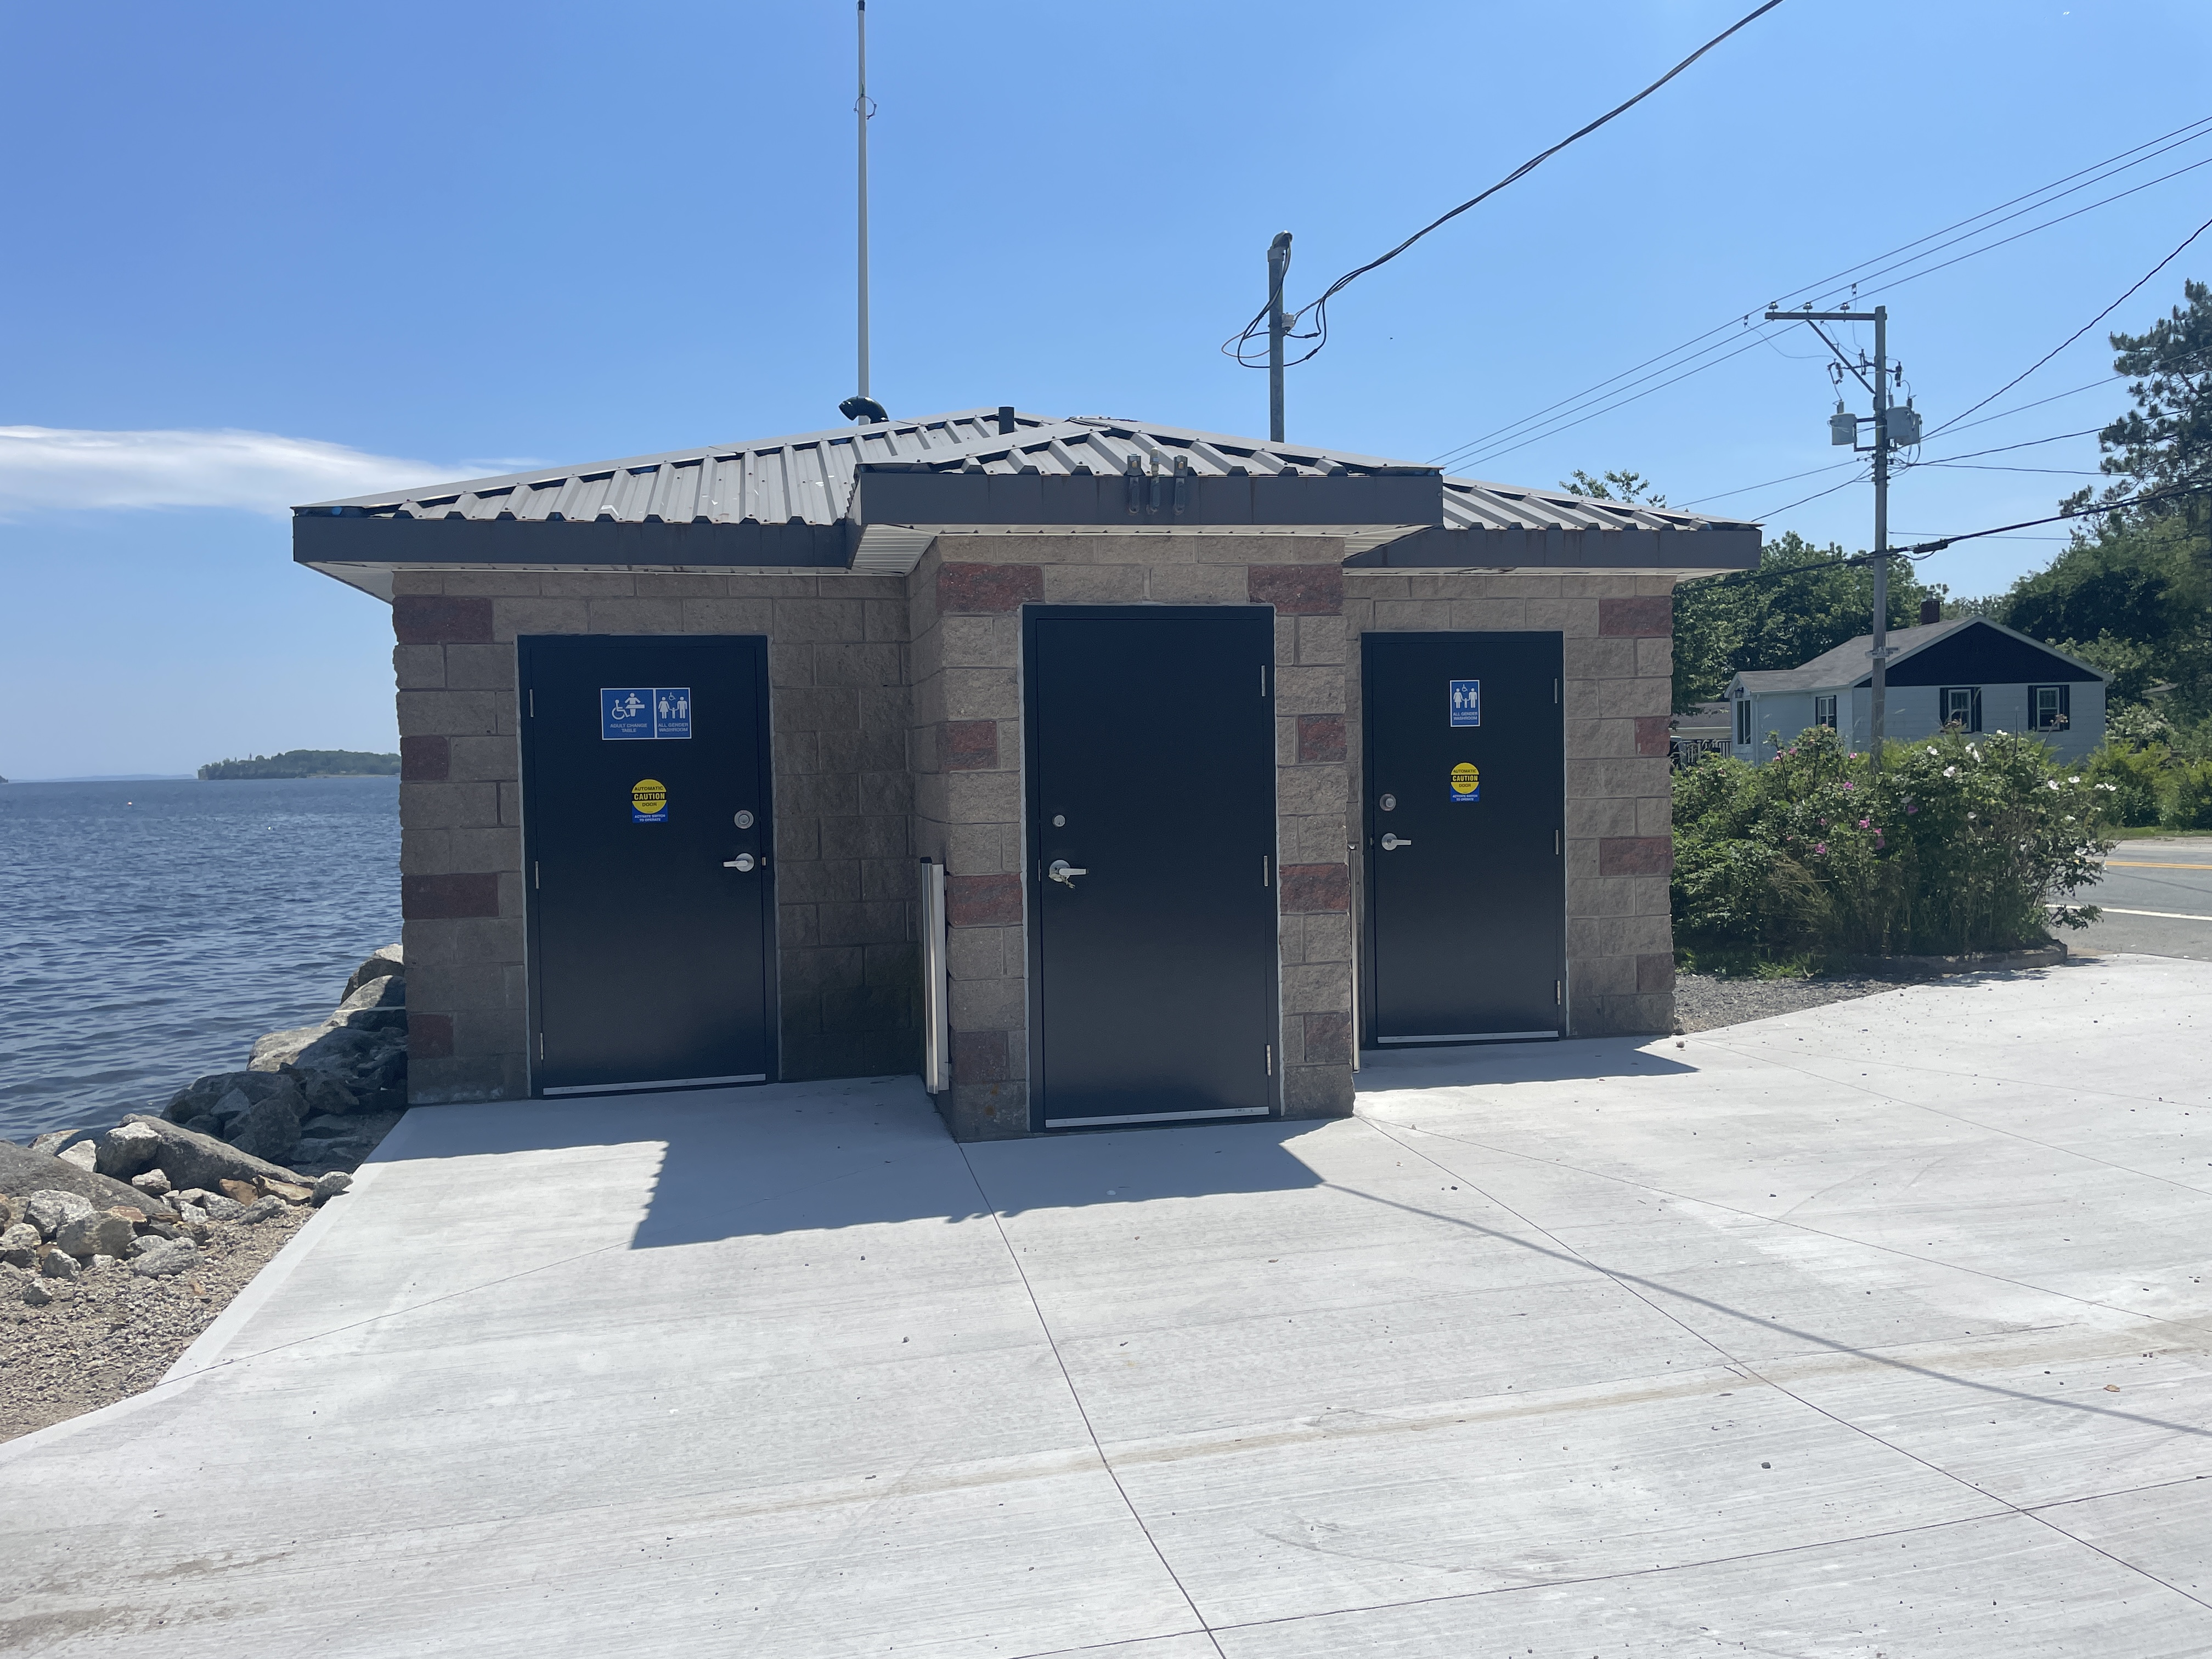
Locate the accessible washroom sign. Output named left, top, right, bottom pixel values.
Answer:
left=601, top=688, right=692, bottom=740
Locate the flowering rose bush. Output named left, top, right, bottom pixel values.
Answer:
left=1674, top=725, right=2112, bottom=956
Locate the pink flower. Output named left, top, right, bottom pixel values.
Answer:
left=1905, top=804, right=1918, bottom=814
left=1858, top=818, right=1870, bottom=829
left=1814, top=842, right=1829, bottom=854
left=1842, top=780, right=1855, bottom=791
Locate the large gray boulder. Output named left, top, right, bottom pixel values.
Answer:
left=24, top=1189, right=94, bottom=1239
left=251, top=1025, right=405, bottom=1113
left=94, top=1121, right=164, bottom=1180
left=131, top=1237, right=202, bottom=1279
left=0, top=1141, right=176, bottom=1217
left=117, top=1115, right=305, bottom=1193
left=342, top=944, right=404, bottom=1001
left=165, top=1070, right=298, bottom=1126
left=228, top=1090, right=302, bottom=1166
left=30, top=1127, right=103, bottom=1159
left=330, top=972, right=405, bottom=1032
left=55, top=1210, right=136, bottom=1261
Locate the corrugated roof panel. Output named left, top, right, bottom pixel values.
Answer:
left=297, top=406, right=1754, bottom=538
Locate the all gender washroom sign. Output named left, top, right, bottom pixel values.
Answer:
left=602, top=688, right=692, bottom=740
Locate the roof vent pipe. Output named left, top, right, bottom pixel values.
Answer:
left=997, top=405, right=1015, bottom=436
left=1919, top=597, right=1941, bottom=625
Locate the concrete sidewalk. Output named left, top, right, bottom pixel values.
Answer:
left=3, top=954, right=2209, bottom=1656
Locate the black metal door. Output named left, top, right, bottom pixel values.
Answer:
left=1362, top=631, right=1563, bottom=1046
left=519, top=635, right=774, bottom=1094
left=1026, top=607, right=1278, bottom=1128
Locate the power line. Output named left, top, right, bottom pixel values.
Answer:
left=1925, top=208, right=2212, bottom=439
left=1225, top=0, right=1788, bottom=373
left=1426, top=121, right=2212, bottom=473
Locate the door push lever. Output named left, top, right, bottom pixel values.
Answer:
left=722, top=853, right=758, bottom=871
left=1048, top=859, right=1087, bottom=886
left=1380, top=833, right=1412, bottom=851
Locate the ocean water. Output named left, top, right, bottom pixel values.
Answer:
left=0, top=777, right=400, bottom=1142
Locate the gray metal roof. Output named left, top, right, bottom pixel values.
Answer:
left=297, top=408, right=1754, bottom=539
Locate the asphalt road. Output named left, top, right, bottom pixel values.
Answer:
left=2072, top=836, right=2212, bottom=962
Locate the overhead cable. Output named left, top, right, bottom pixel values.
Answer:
left=1924, top=208, right=2212, bottom=439
left=1224, top=0, right=1788, bottom=373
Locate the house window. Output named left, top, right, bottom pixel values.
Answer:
left=1813, top=694, right=1838, bottom=730
left=2029, top=684, right=2070, bottom=731
left=1735, top=695, right=1752, bottom=746
left=1940, top=686, right=1983, bottom=732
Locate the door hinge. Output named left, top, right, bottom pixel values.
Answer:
left=538, top=1031, right=546, bottom=1060
left=534, top=861, right=540, bottom=889
left=1554, top=679, right=1560, bottom=704
left=1556, top=980, right=1562, bottom=1006
left=528, top=689, right=535, bottom=717
left=1260, top=664, right=1269, bottom=698
left=1262, top=854, right=1270, bottom=887
left=1266, top=1043, right=1273, bottom=1076
left=1555, top=829, right=1562, bottom=856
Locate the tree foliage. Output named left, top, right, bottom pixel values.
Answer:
left=1669, top=533, right=1938, bottom=712
left=1984, top=280, right=2212, bottom=722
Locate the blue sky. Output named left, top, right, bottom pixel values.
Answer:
left=4, top=0, right=2207, bottom=777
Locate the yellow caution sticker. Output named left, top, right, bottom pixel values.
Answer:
left=631, top=778, right=669, bottom=822
left=1449, top=761, right=1480, bottom=804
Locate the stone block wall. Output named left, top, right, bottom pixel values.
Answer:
left=389, top=569, right=917, bottom=1105
left=1342, top=571, right=1679, bottom=1037
left=908, top=533, right=1357, bottom=1141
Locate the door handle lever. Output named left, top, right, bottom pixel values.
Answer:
left=722, top=854, right=757, bottom=871
left=1380, top=834, right=1412, bottom=851
left=1048, top=859, right=1087, bottom=886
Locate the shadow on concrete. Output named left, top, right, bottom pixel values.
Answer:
left=1355, top=1036, right=1697, bottom=1094
left=375, top=1073, right=1329, bottom=1250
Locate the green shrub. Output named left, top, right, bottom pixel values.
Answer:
left=2165, top=759, right=2212, bottom=830
left=2084, top=741, right=2169, bottom=827
left=1673, top=726, right=2111, bottom=957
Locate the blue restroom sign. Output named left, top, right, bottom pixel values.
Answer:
left=1449, top=679, right=1481, bottom=726
left=601, top=687, right=692, bottom=740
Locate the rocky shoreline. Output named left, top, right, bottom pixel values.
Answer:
left=2, top=945, right=409, bottom=1440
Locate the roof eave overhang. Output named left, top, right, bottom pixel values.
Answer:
left=1347, top=524, right=1760, bottom=575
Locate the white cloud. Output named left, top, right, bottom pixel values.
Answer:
left=0, top=426, right=462, bottom=516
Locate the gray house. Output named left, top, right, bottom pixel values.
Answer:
left=1725, top=614, right=2107, bottom=764
left=294, top=407, right=1757, bottom=1139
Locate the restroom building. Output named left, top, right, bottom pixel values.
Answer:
left=294, top=409, right=1757, bottom=1138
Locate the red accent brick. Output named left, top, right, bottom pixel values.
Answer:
left=402, top=872, right=502, bottom=919
left=937, top=562, right=1043, bottom=614
left=1599, top=836, right=1673, bottom=877
left=1637, top=952, right=1677, bottom=994
left=1248, top=565, right=1344, bottom=615
left=1296, top=714, right=1346, bottom=764
left=941, top=719, right=998, bottom=771
left=951, top=1028, right=1009, bottom=1084
left=401, top=735, right=451, bottom=781
left=1598, top=596, right=1672, bottom=637
left=393, top=595, right=494, bottom=644
left=1302, top=1011, right=1352, bottom=1064
left=946, top=872, right=1022, bottom=928
left=409, top=1012, right=455, bottom=1062
left=1634, top=716, right=1671, bottom=757
left=1279, top=862, right=1350, bottom=913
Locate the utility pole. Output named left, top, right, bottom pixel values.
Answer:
left=1764, top=303, right=1919, bottom=772
left=1267, top=233, right=1292, bottom=443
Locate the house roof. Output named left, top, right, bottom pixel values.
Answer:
left=1731, top=617, right=2106, bottom=694
left=292, top=407, right=1761, bottom=597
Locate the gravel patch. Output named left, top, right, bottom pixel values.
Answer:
left=1673, top=972, right=1897, bottom=1034
left=0, top=1202, right=315, bottom=1444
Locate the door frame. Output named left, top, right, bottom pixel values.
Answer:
left=1355, top=629, right=1567, bottom=1050
left=516, top=632, right=780, bottom=1096
left=1020, top=603, right=1282, bottom=1132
